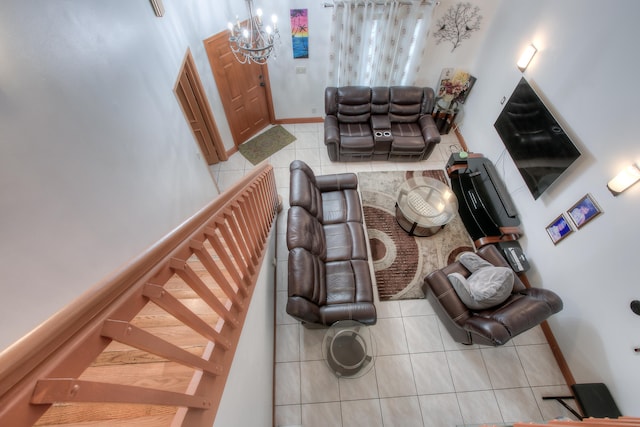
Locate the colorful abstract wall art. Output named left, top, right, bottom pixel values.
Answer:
left=290, top=9, right=308, bottom=59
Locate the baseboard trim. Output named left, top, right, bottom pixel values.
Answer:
left=541, top=320, right=576, bottom=386
left=274, top=117, right=324, bottom=124
left=453, top=127, right=468, bottom=152
left=518, top=273, right=575, bottom=387
left=226, top=146, right=238, bottom=158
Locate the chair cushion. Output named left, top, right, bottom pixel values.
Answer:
left=390, top=122, right=423, bottom=138
left=287, top=206, right=326, bottom=257
left=323, top=222, right=368, bottom=262
left=389, top=86, right=424, bottom=122
left=288, top=247, right=326, bottom=305
left=339, top=123, right=375, bottom=152
left=321, top=189, right=363, bottom=224
left=459, top=251, right=494, bottom=272
left=337, top=86, right=371, bottom=123
left=448, top=266, right=514, bottom=310
left=325, top=259, right=373, bottom=305
left=390, top=123, right=426, bottom=153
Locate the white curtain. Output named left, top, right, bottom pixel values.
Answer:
left=327, top=0, right=433, bottom=87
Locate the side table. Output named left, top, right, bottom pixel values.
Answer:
left=432, top=99, right=460, bottom=135
left=322, top=320, right=376, bottom=378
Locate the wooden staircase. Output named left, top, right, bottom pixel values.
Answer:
left=0, top=163, right=278, bottom=426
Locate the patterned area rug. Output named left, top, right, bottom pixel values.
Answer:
left=238, top=125, right=296, bottom=165
left=358, top=170, right=474, bottom=301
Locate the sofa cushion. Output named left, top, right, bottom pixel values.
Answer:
left=390, top=122, right=423, bottom=138
left=287, top=206, right=326, bottom=257
left=325, top=260, right=357, bottom=305
left=289, top=247, right=326, bottom=305
left=448, top=266, right=514, bottom=310
left=371, top=87, right=390, bottom=114
left=321, top=189, right=363, bottom=224
left=459, top=251, right=493, bottom=272
left=389, top=86, right=424, bottom=123
left=323, top=222, right=368, bottom=262
left=390, top=123, right=426, bottom=155
left=337, top=86, right=371, bottom=123
left=325, top=259, right=373, bottom=305
left=339, top=123, right=375, bottom=152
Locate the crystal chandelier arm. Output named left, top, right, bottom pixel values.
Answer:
left=227, top=0, right=280, bottom=64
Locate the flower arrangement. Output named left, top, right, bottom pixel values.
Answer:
left=437, top=68, right=476, bottom=107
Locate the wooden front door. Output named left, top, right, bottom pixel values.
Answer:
left=204, top=31, right=274, bottom=147
left=175, top=50, right=227, bottom=165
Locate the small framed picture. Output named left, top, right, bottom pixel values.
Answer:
left=567, top=193, right=602, bottom=229
left=546, top=214, right=573, bottom=245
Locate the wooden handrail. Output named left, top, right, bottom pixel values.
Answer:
left=0, top=163, right=278, bottom=426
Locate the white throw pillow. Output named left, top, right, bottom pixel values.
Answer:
left=448, top=265, right=514, bottom=310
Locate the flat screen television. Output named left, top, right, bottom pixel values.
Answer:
left=494, top=77, right=580, bottom=199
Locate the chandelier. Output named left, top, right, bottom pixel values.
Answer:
left=227, top=0, right=280, bottom=65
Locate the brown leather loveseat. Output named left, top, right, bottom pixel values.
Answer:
left=324, top=86, right=441, bottom=162
left=423, top=245, right=562, bottom=346
left=286, top=160, right=377, bottom=327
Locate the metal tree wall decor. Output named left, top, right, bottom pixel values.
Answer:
left=434, top=2, right=482, bottom=52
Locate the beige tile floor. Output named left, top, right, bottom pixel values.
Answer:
left=210, top=123, right=578, bottom=427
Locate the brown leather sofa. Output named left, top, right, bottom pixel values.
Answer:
left=324, top=86, right=441, bottom=162
left=423, top=245, right=562, bottom=346
left=286, top=160, right=376, bottom=327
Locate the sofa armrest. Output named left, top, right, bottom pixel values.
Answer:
left=325, top=115, right=340, bottom=145
left=316, top=173, right=358, bottom=191
left=419, top=114, right=441, bottom=145
left=520, top=288, right=564, bottom=314
left=422, top=87, right=436, bottom=113
left=286, top=296, right=322, bottom=324
left=324, top=116, right=340, bottom=161
left=320, top=302, right=377, bottom=326
left=424, top=270, right=472, bottom=327
left=325, top=87, right=338, bottom=116
left=463, top=316, right=512, bottom=345
left=371, top=114, right=391, bottom=130
left=477, top=245, right=511, bottom=267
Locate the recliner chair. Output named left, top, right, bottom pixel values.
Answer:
left=324, top=86, right=375, bottom=161
left=388, top=86, right=439, bottom=161
left=423, top=245, right=563, bottom=346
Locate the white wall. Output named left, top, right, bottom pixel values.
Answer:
left=0, top=0, right=241, bottom=351
left=267, top=0, right=333, bottom=119
left=460, top=0, right=640, bottom=413
left=416, top=0, right=501, bottom=91
left=214, top=228, right=275, bottom=427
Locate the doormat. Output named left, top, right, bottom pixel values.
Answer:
left=238, top=125, right=296, bottom=165
left=358, top=170, right=474, bottom=301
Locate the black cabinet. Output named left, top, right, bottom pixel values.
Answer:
left=446, top=154, right=521, bottom=243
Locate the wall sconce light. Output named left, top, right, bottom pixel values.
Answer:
left=517, top=44, right=537, bottom=72
left=607, top=163, right=640, bottom=196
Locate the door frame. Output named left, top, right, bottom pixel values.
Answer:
left=174, top=49, right=228, bottom=164
left=203, top=31, right=276, bottom=149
